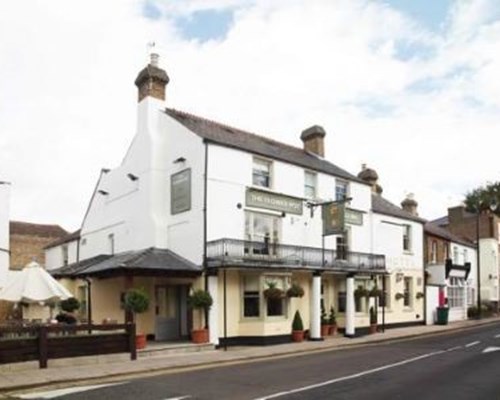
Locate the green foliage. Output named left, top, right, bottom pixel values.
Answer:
left=368, top=286, right=382, bottom=298
left=264, top=281, right=284, bottom=300
left=292, top=310, right=304, bottom=331
left=321, top=302, right=328, bottom=325
left=188, top=289, right=213, bottom=311
left=60, top=297, right=80, bottom=313
left=286, top=283, right=305, bottom=298
left=355, top=285, right=369, bottom=298
left=328, top=307, right=336, bottom=325
left=124, top=288, right=150, bottom=315
left=464, top=181, right=500, bottom=215
left=369, top=306, right=377, bottom=325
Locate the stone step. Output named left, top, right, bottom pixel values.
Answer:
left=138, top=342, right=215, bottom=359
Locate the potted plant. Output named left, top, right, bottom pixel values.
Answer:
left=328, top=306, right=337, bottom=335
left=291, top=310, right=305, bottom=342
left=369, top=306, right=377, bottom=334
left=188, top=289, right=213, bottom=343
left=286, top=282, right=304, bottom=298
left=124, top=288, right=150, bottom=349
left=264, top=281, right=284, bottom=300
left=56, top=297, right=80, bottom=325
left=321, top=303, right=330, bottom=337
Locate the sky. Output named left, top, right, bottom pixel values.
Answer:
left=1, top=0, right=499, bottom=233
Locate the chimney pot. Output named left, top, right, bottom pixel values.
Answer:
left=300, top=125, right=326, bottom=157
left=134, top=54, right=169, bottom=102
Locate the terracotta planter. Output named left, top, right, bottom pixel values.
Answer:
left=329, top=324, right=338, bottom=336
left=191, top=328, right=209, bottom=344
left=321, top=324, right=331, bottom=337
left=136, top=333, right=147, bottom=350
left=369, top=324, right=377, bottom=334
left=291, top=330, right=305, bottom=342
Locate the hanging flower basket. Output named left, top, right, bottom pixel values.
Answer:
left=368, top=287, right=382, bottom=298
left=286, top=283, right=305, bottom=298
left=264, top=281, right=284, bottom=300
left=395, top=292, right=405, bottom=301
left=416, top=292, right=424, bottom=299
left=355, top=286, right=369, bottom=299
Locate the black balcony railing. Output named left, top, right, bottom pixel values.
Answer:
left=207, top=238, right=386, bottom=273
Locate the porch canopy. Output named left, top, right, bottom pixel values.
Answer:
left=51, top=247, right=202, bottom=279
left=0, top=261, right=72, bottom=303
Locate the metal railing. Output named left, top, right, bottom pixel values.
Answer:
left=207, top=238, right=386, bottom=273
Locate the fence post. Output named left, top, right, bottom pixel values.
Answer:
left=38, top=325, right=48, bottom=369
left=128, top=323, right=137, bottom=361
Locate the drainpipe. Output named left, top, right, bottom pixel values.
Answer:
left=223, top=267, right=227, bottom=351
left=203, top=141, right=209, bottom=328
left=84, top=277, right=92, bottom=334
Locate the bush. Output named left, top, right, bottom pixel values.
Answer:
left=60, top=297, right=80, bottom=313
left=124, top=288, right=150, bottom=315
left=292, top=310, right=304, bottom=331
left=286, top=283, right=305, bottom=298
left=188, top=289, right=213, bottom=311
left=55, top=312, right=77, bottom=324
left=329, top=307, right=337, bottom=325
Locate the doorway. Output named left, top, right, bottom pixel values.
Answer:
left=154, top=285, right=189, bottom=341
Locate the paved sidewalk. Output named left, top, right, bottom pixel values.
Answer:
left=1, top=317, right=499, bottom=394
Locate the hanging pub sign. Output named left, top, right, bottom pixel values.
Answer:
left=246, top=188, right=303, bottom=215
left=171, top=169, right=191, bottom=215
left=322, top=202, right=345, bottom=235
left=322, top=203, right=364, bottom=235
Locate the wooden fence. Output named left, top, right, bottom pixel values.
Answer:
left=0, top=323, right=136, bottom=368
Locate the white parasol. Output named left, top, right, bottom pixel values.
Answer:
left=0, top=261, right=72, bottom=303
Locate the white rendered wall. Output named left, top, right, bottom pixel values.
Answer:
left=45, top=240, right=79, bottom=270
left=479, top=238, right=499, bottom=302
left=0, top=183, right=10, bottom=288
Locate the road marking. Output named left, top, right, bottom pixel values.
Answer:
left=494, top=334, right=500, bottom=339
left=18, top=382, right=127, bottom=399
left=254, top=350, right=449, bottom=400
left=483, top=346, right=500, bottom=353
left=465, top=341, right=481, bottom=348
left=446, top=346, right=462, bottom=351
left=163, top=397, right=191, bottom=400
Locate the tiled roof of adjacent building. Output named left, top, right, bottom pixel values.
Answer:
left=424, top=222, right=476, bottom=248
left=44, top=229, right=81, bottom=250
left=164, top=108, right=367, bottom=185
left=51, top=247, right=201, bottom=278
left=371, top=194, right=426, bottom=223
left=10, top=221, right=68, bottom=238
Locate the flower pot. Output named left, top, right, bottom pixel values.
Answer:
left=321, top=324, right=330, bottom=337
left=369, top=324, right=377, bottom=334
left=329, top=324, right=338, bottom=336
left=291, top=330, right=305, bottom=342
left=191, top=328, right=209, bottom=344
left=136, top=333, right=147, bottom=349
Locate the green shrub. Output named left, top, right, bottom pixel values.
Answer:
left=188, top=289, right=213, bottom=311
left=60, top=297, right=80, bottom=313
left=329, top=307, right=337, bottom=325
left=124, top=288, right=150, bottom=315
left=286, top=283, right=305, bottom=298
left=292, top=310, right=304, bottom=331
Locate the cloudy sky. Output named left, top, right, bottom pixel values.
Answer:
left=1, top=0, right=499, bottom=232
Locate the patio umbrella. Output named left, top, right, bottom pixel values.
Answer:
left=0, top=261, right=72, bottom=303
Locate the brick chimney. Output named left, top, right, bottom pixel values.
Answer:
left=301, top=125, right=326, bottom=157
left=134, top=53, right=170, bottom=102
left=357, top=164, right=383, bottom=194
left=401, top=194, right=418, bottom=216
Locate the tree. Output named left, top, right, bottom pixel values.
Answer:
left=464, top=181, right=500, bottom=215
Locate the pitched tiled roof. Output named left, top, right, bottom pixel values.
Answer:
left=10, top=221, right=68, bottom=238
left=51, top=247, right=201, bottom=278
left=371, top=194, right=426, bottom=223
left=44, top=229, right=81, bottom=250
left=424, top=222, right=476, bottom=248
left=165, top=108, right=366, bottom=185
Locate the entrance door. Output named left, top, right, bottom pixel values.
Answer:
left=155, top=285, right=189, bottom=341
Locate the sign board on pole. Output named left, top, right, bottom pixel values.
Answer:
left=322, top=202, right=345, bottom=235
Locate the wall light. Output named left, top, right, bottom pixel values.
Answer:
left=98, top=190, right=109, bottom=195
left=127, top=173, right=138, bottom=181
left=173, top=157, right=186, bottom=163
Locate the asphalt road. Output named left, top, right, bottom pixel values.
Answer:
left=14, top=321, right=500, bottom=400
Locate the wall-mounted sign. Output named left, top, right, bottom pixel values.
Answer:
left=345, top=209, right=363, bottom=226
left=246, top=188, right=303, bottom=215
left=171, top=169, right=191, bottom=215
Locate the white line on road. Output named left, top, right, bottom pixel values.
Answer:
left=446, top=346, right=462, bottom=351
left=483, top=346, right=500, bottom=354
left=254, top=350, right=449, bottom=400
left=465, top=341, right=481, bottom=348
left=494, top=334, right=500, bottom=339
left=18, top=382, right=127, bottom=399
left=163, top=396, right=191, bottom=400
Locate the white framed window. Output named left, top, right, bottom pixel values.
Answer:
left=62, top=245, right=69, bottom=266
left=252, top=158, right=272, bottom=188
left=453, top=246, right=459, bottom=264
left=245, top=212, right=281, bottom=255
left=264, top=275, right=288, bottom=317
left=403, top=277, right=412, bottom=307
left=403, top=225, right=412, bottom=252
left=463, top=249, right=468, bottom=263
left=242, top=274, right=260, bottom=318
left=336, top=233, right=349, bottom=260
left=304, top=171, right=317, bottom=199
left=335, top=179, right=348, bottom=201
left=431, top=240, right=437, bottom=263
left=448, top=277, right=465, bottom=308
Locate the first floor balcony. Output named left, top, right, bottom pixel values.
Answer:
left=206, top=238, right=386, bottom=274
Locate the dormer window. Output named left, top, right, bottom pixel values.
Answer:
left=253, top=158, right=272, bottom=188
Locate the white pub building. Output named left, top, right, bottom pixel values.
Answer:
left=47, top=55, right=425, bottom=345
